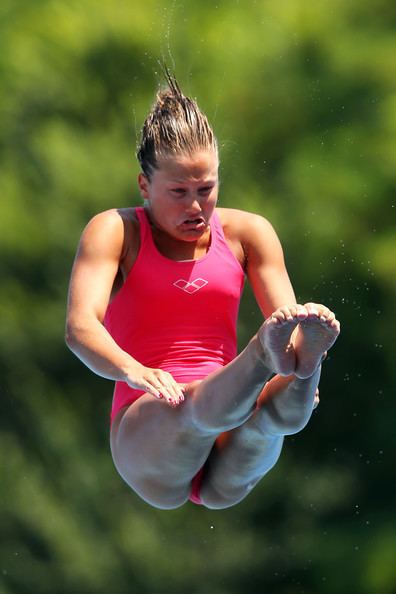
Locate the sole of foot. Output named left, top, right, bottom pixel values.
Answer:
left=258, top=310, right=307, bottom=376
left=294, top=315, right=340, bottom=379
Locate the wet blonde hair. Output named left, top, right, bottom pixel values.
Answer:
left=137, top=71, right=218, bottom=180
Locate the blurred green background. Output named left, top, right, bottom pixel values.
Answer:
left=1, top=1, right=395, bottom=593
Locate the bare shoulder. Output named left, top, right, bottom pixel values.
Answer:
left=81, top=208, right=130, bottom=241
left=217, top=207, right=275, bottom=233
left=79, top=207, right=138, bottom=261
left=216, top=207, right=281, bottom=261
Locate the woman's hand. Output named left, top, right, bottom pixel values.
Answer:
left=123, top=362, right=185, bottom=407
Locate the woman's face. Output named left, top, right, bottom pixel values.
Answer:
left=138, top=150, right=219, bottom=242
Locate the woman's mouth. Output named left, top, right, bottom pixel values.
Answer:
left=180, top=217, right=206, bottom=231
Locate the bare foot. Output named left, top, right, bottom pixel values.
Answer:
left=258, top=305, right=308, bottom=375
left=293, top=303, right=340, bottom=379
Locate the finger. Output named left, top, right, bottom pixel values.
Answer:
left=144, top=376, right=174, bottom=402
left=142, top=382, right=163, bottom=399
left=155, top=381, right=181, bottom=407
left=176, top=385, right=185, bottom=402
left=162, top=372, right=185, bottom=399
left=156, top=372, right=185, bottom=403
left=156, top=386, right=177, bottom=406
left=163, top=382, right=184, bottom=404
left=145, top=371, right=171, bottom=394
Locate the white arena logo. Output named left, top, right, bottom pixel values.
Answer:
left=173, top=278, right=208, bottom=294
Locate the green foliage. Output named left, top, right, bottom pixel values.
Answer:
left=1, top=1, right=395, bottom=593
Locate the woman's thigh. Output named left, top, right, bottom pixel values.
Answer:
left=110, top=391, right=218, bottom=509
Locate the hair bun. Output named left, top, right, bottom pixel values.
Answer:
left=137, top=71, right=217, bottom=179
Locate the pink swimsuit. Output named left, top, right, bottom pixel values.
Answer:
left=104, top=206, right=245, bottom=502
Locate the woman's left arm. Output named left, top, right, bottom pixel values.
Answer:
left=241, top=212, right=297, bottom=318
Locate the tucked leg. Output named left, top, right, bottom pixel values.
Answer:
left=110, top=331, right=276, bottom=510
left=110, top=306, right=339, bottom=510
left=198, top=308, right=339, bottom=509
left=200, top=369, right=321, bottom=509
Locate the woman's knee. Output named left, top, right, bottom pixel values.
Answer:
left=112, top=458, right=191, bottom=509
left=198, top=452, right=273, bottom=509
left=136, top=480, right=190, bottom=510
left=199, top=477, right=251, bottom=510
left=184, top=381, right=253, bottom=435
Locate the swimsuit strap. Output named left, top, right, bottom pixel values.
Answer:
left=135, top=206, right=151, bottom=250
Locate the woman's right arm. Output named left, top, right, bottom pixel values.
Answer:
left=65, top=210, right=184, bottom=405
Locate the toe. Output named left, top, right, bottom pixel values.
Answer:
left=279, top=306, right=294, bottom=321
left=304, top=302, right=320, bottom=317
left=268, top=311, right=283, bottom=324
left=296, top=304, right=308, bottom=319
left=317, top=305, right=331, bottom=321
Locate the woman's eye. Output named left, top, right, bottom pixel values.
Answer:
left=171, top=188, right=185, bottom=194
left=199, top=186, right=213, bottom=194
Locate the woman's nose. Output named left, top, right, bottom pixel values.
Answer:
left=186, top=196, right=202, bottom=214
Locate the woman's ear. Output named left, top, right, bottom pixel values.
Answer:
left=138, top=173, right=150, bottom=200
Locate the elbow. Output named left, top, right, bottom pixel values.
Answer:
left=64, top=314, right=99, bottom=352
left=65, top=317, right=85, bottom=352
left=65, top=323, right=78, bottom=350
